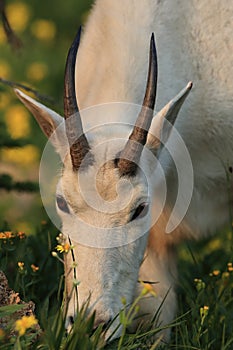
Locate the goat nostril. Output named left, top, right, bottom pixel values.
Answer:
left=69, top=316, right=74, bottom=324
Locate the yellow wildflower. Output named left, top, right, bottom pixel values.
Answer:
left=31, top=264, right=39, bottom=272
left=212, top=270, right=220, bottom=276
left=56, top=243, right=71, bottom=253
left=31, top=20, right=56, bottom=41
left=2, top=145, right=39, bottom=165
left=200, top=305, right=209, bottom=319
left=15, top=315, right=38, bottom=336
left=18, top=262, right=24, bottom=271
left=5, top=231, right=15, bottom=238
left=17, top=231, right=26, bottom=239
left=227, top=262, right=233, bottom=272
left=5, top=105, right=30, bottom=139
left=26, top=62, right=48, bottom=82
left=200, top=305, right=209, bottom=326
left=6, top=3, right=31, bottom=32
left=139, top=281, right=157, bottom=297
left=0, top=231, right=15, bottom=239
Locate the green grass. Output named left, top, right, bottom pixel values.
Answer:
left=0, top=222, right=233, bottom=349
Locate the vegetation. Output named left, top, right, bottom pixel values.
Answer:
left=0, top=226, right=233, bottom=349
left=0, top=0, right=93, bottom=232
left=0, top=1, right=233, bottom=349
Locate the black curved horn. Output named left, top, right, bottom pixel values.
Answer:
left=117, top=33, right=157, bottom=176
left=64, top=27, right=92, bottom=171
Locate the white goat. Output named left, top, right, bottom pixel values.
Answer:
left=15, top=0, right=233, bottom=341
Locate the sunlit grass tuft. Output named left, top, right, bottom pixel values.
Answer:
left=0, top=224, right=232, bottom=349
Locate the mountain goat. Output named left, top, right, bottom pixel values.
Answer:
left=15, top=0, right=233, bottom=342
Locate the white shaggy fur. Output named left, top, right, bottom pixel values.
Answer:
left=15, top=0, right=233, bottom=342
left=77, top=0, right=233, bottom=236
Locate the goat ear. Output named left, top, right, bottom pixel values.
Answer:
left=147, top=82, right=192, bottom=154
left=14, top=89, right=67, bottom=157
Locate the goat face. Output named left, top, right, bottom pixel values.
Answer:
left=58, top=138, right=154, bottom=337
left=15, top=29, right=192, bottom=340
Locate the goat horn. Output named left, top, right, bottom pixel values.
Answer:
left=64, top=27, right=92, bottom=171
left=118, top=33, right=157, bottom=176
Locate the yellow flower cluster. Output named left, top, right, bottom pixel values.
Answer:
left=0, top=231, right=15, bottom=239
left=55, top=233, right=74, bottom=254
left=5, top=105, right=30, bottom=139
left=227, top=262, right=233, bottom=272
left=6, top=2, right=31, bottom=32
left=17, top=262, right=39, bottom=273
left=2, top=145, right=39, bottom=166
left=31, top=20, right=56, bottom=41
left=209, top=263, right=233, bottom=278
left=194, top=278, right=206, bottom=291
left=15, top=315, right=38, bottom=336
left=0, top=231, right=25, bottom=240
left=26, top=62, right=48, bottom=82
left=200, top=305, right=209, bottom=320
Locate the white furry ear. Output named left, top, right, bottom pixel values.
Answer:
left=14, top=89, right=68, bottom=157
left=147, top=82, right=192, bottom=154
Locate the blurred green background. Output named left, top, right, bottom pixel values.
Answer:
left=0, top=0, right=93, bottom=233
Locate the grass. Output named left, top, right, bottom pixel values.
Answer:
left=0, top=221, right=233, bottom=349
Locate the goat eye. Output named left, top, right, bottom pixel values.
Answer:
left=131, top=202, right=149, bottom=221
left=56, top=196, right=70, bottom=214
